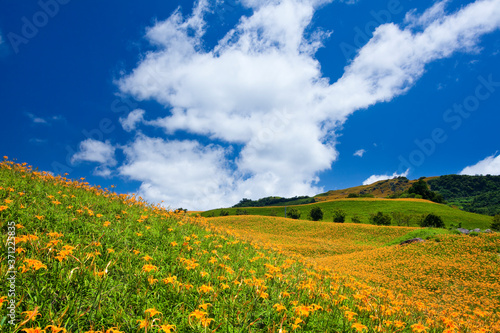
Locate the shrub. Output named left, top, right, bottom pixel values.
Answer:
left=309, top=207, right=324, bottom=221
left=410, top=214, right=426, bottom=227
left=370, top=212, right=392, bottom=226
left=219, top=209, right=230, bottom=217
left=332, top=209, right=346, bottom=223
left=491, top=214, right=500, bottom=231
left=388, top=192, right=404, bottom=199
left=351, top=214, right=362, bottom=223
left=420, top=213, right=445, bottom=228
left=287, top=208, right=301, bottom=219
left=405, top=193, right=423, bottom=199
left=235, top=209, right=248, bottom=215
left=347, top=193, right=359, bottom=198
left=391, top=212, right=412, bottom=226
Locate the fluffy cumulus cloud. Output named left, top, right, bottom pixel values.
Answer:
left=119, top=109, right=145, bottom=132
left=109, top=0, right=500, bottom=209
left=460, top=153, right=500, bottom=175
left=71, top=139, right=117, bottom=177
left=362, top=169, right=409, bottom=185
left=119, top=135, right=236, bottom=209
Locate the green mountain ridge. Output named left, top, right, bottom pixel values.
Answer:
left=314, top=175, right=500, bottom=216
left=428, top=174, right=500, bottom=216
left=236, top=175, right=500, bottom=216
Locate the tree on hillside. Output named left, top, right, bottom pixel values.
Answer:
left=370, top=212, right=392, bottom=226
left=408, top=178, right=445, bottom=203
left=287, top=208, right=301, bottom=219
left=351, top=214, right=362, bottom=223
left=492, top=214, right=500, bottom=231
left=391, top=212, right=412, bottom=227
left=309, top=207, right=324, bottom=221
left=332, top=209, right=346, bottom=223
left=408, top=178, right=429, bottom=196
left=420, top=213, right=445, bottom=228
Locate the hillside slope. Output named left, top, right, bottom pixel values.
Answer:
left=203, top=198, right=493, bottom=229
left=208, top=215, right=500, bottom=332
left=314, top=177, right=438, bottom=200
left=316, top=175, right=500, bottom=216
left=428, top=174, right=500, bottom=215
left=7, top=158, right=494, bottom=332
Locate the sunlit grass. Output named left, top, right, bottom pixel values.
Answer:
left=202, top=199, right=492, bottom=230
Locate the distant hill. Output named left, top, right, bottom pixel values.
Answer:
left=232, top=195, right=314, bottom=208
left=314, top=176, right=438, bottom=201
left=314, top=175, right=500, bottom=216
left=224, top=175, right=500, bottom=217
left=230, top=177, right=428, bottom=208
left=428, top=175, right=500, bottom=216
left=202, top=198, right=492, bottom=229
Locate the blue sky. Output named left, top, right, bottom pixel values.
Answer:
left=1, top=0, right=500, bottom=210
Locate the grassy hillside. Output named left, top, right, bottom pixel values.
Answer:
left=314, top=177, right=438, bottom=201
left=208, top=215, right=500, bottom=332
left=316, top=175, right=500, bottom=216
left=226, top=175, right=500, bottom=216
left=202, top=198, right=493, bottom=230
left=2, top=158, right=499, bottom=332
left=7, top=158, right=495, bottom=333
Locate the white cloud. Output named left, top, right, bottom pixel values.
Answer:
left=119, top=109, right=145, bottom=132
left=404, top=0, right=450, bottom=29
left=321, top=0, right=500, bottom=122
left=29, top=138, right=48, bottom=145
left=459, top=153, right=500, bottom=175
left=119, top=135, right=236, bottom=210
left=354, top=149, right=366, bottom=157
left=26, top=112, right=48, bottom=124
left=363, top=169, right=409, bottom=185
left=71, top=139, right=117, bottom=169
left=112, top=0, right=500, bottom=209
left=25, top=112, right=65, bottom=125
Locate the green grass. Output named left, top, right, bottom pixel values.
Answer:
left=383, top=228, right=453, bottom=246
left=202, top=199, right=493, bottom=230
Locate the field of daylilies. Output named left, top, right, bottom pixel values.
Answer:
left=1, top=157, right=499, bottom=332
left=208, top=217, right=500, bottom=332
